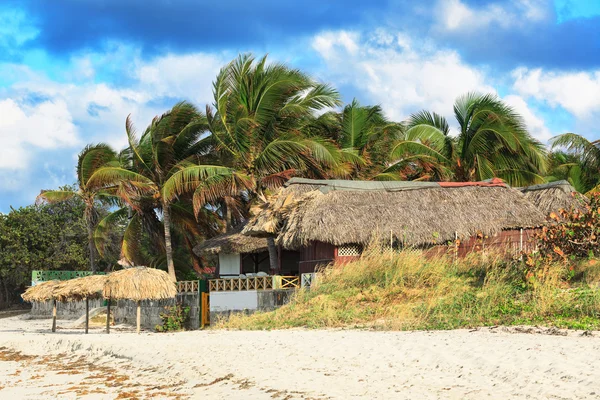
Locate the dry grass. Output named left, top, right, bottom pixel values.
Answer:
left=103, top=267, right=176, bottom=301
left=220, top=247, right=600, bottom=331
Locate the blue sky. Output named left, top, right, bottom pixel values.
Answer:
left=0, top=0, right=599, bottom=212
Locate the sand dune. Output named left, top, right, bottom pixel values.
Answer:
left=0, top=316, right=599, bottom=399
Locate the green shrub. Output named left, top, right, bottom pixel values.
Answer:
left=155, top=303, right=190, bottom=332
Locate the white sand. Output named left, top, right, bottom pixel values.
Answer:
left=0, top=316, right=599, bottom=399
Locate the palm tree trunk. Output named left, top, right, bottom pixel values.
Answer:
left=162, top=200, right=177, bottom=281
left=267, top=237, right=279, bottom=274
left=86, top=221, right=96, bottom=273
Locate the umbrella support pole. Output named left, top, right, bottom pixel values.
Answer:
left=136, top=301, right=141, bottom=334
left=51, top=300, right=57, bottom=333
left=106, top=298, right=111, bottom=334
left=85, top=298, right=89, bottom=334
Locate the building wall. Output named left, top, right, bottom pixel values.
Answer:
left=219, top=253, right=241, bottom=276
left=30, top=299, right=105, bottom=319
left=209, top=289, right=295, bottom=322
left=298, top=241, right=336, bottom=274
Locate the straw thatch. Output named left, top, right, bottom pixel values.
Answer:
left=53, top=274, right=108, bottom=302
left=21, top=280, right=62, bottom=302
left=103, top=267, right=176, bottom=301
left=520, top=180, right=589, bottom=217
left=194, top=225, right=268, bottom=255
left=244, top=178, right=548, bottom=249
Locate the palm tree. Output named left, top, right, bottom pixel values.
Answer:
left=308, top=99, right=402, bottom=179
left=163, top=54, right=343, bottom=272
left=37, top=144, right=117, bottom=272
left=551, top=133, right=600, bottom=194
left=88, top=102, right=240, bottom=280
left=387, top=92, right=547, bottom=186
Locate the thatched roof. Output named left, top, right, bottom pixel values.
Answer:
left=103, top=267, right=176, bottom=301
left=53, top=274, right=108, bottom=302
left=21, top=280, right=62, bottom=302
left=243, top=178, right=548, bottom=249
left=194, top=225, right=268, bottom=255
left=520, top=180, right=589, bottom=216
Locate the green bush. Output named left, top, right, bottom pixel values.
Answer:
left=155, top=303, right=191, bottom=332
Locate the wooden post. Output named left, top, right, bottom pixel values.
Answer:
left=136, top=300, right=141, bottom=334
left=106, top=298, right=111, bottom=334
left=51, top=299, right=57, bottom=333
left=85, top=298, right=89, bottom=334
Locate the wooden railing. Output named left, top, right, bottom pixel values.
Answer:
left=279, top=276, right=299, bottom=289
left=209, top=276, right=274, bottom=292
left=177, top=280, right=199, bottom=294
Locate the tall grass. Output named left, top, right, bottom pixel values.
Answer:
left=219, top=247, right=600, bottom=330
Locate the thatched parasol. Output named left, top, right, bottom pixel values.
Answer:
left=21, top=280, right=62, bottom=332
left=103, top=267, right=176, bottom=333
left=53, top=275, right=108, bottom=334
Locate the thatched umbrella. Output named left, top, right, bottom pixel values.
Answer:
left=21, top=280, right=62, bottom=332
left=103, top=267, right=177, bottom=334
left=53, top=275, right=108, bottom=334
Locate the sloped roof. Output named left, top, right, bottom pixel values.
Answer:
left=244, top=178, right=547, bottom=249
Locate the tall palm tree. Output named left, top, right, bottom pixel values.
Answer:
left=163, top=54, right=343, bottom=272
left=308, top=99, right=402, bottom=179
left=37, top=143, right=117, bottom=272
left=387, top=92, right=547, bottom=186
left=551, top=133, right=600, bottom=194
left=88, top=102, right=240, bottom=280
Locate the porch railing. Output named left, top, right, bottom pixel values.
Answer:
left=209, top=276, right=274, bottom=292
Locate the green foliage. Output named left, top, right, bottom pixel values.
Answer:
left=550, top=133, right=600, bottom=194
left=389, top=92, right=547, bottom=186
left=155, top=303, right=191, bottom=332
left=0, top=194, right=90, bottom=306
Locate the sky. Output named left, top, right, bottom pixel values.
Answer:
left=0, top=0, right=599, bottom=212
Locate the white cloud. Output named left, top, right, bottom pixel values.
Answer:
left=311, top=29, right=554, bottom=143
left=311, top=30, right=494, bottom=122
left=512, top=67, right=600, bottom=118
left=0, top=98, right=79, bottom=169
left=0, top=49, right=228, bottom=193
left=437, top=0, right=548, bottom=32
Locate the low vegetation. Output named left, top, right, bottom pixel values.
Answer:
left=220, top=246, right=600, bottom=331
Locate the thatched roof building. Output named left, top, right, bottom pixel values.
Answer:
left=244, top=178, right=547, bottom=249
left=520, top=180, right=588, bottom=216
left=103, top=267, right=176, bottom=301
left=194, top=225, right=268, bottom=255
left=21, top=280, right=62, bottom=303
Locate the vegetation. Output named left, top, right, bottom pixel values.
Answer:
left=550, top=133, right=600, bottom=194
left=155, top=303, right=191, bottom=332
left=534, top=193, right=600, bottom=261
left=0, top=194, right=119, bottom=307
left=219, top=247, right=600, bottom=331
left=7, top=52, right=599, bottom=285
left=36, top=144, right=117, bottom=273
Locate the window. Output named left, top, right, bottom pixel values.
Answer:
left=338, top=244, right=362, bottom=257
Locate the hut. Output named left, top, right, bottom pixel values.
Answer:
left=244, top=178, right=548, bottom=273
left=103, top=267, right=176, bottom=334
left=520, top=180, right=589, bottom=217
left=194, top=224, right=300, bottom=276
left=21, top=280, right=62, bottom=332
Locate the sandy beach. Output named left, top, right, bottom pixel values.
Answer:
left=0, top=316, right=599, bottom=399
